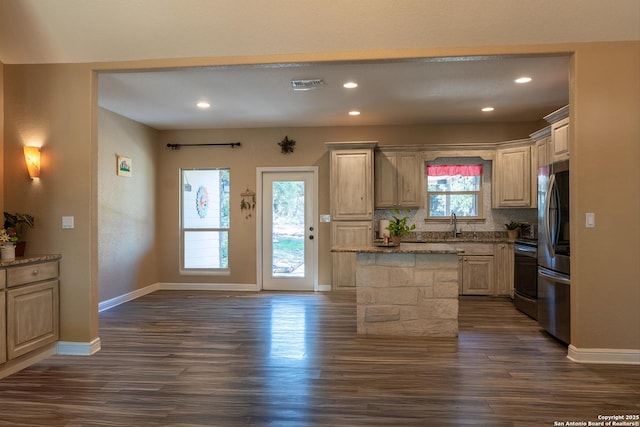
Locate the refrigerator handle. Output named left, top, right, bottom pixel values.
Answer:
left=543, top=173, right=556, bottom=257
left=539, top=268, right=571, bottom=285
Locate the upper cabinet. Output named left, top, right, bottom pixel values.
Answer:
left=327, top=142, right=376, bottom=221
left=531, top=126, right=552, bottom=168
left=544, top=105, right=570, bottom=163
left=551, top=117, right=570, bottom=162
left=374, top=150, right=422, bottom=208
left=492, top=144, right=535, bottom=208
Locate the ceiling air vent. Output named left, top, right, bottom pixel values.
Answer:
left=291, top=79, right=325, bottom=91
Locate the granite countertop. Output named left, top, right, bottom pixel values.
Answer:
left=0, top=254, right=62, bottom=268
left=404, top=237, right=511, bottom=244
left=331, top=243, right=461, bottom=254
left=403, top=231, right=514, bottom=244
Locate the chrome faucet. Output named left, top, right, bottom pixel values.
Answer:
left=450, top=212, right=458, bottom=238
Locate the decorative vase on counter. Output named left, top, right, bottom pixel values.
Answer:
left=1, top=244, right=15, bottom=261
left=507, top=229, right=519, bottom=240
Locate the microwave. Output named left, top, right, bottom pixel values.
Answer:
left=519, top=222, right=537, bottom=239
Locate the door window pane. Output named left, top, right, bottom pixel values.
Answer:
left=271, top=180, right=305, bottom=277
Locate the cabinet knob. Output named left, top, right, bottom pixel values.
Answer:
left=32, top=269, right=39, bottom=276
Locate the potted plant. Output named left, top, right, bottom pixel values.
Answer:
left=3, top=212, right=35, bottom=257
left=0, top=227, right=18, bottom=261
left=505, top=221, right=520, bottom=240
left=386, top=210, right=416, bottom=246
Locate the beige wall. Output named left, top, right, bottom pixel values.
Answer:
left=571, top=42, right=640, bottom=350
left=156, top=123, right=540, bottom=287
left=3, top=64, right=97, bottom=343
left=2, top=41, right=639, bottom=353
left=97, top=108, right=160, bottom=302
left=0, top=61, right=4, bottom=215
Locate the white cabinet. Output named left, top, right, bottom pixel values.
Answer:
left=331, top=221, right=373, bottom=289
left=375, top=151, right=422, bottom=208
left=551, top=117, right=570, bottom=162
left=492, top=145, right=534, bottom=208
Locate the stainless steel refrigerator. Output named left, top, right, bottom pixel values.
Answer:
left=537, top=159, right=570, bottom=344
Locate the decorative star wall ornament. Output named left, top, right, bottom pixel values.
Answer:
left=278, top=136, right=296, bottom=154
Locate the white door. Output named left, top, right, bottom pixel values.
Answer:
left=259, top=168, right=318, bottom=291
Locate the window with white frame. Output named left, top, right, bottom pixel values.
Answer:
left=181, top=168, right=230, bottom=270
left=426, top=163, right=483, bottom=219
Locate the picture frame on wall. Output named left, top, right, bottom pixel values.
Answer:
left=117, top=155, right=132, bottom=177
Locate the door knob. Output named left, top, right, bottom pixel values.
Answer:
left=309, top=235, right=314, bottom=240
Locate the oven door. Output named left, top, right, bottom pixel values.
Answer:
left=514, top=243, right=538, bottom=319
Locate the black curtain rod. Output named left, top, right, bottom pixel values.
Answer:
left=167, top=142, right=241, bottom=150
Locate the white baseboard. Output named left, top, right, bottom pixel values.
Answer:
left=568, top=345, right=640, bottom=365
left=317, top=283, right=332, bottom=291
left=99, top=283, right=160, bottom=312
left=57, top=338, right=102, bottom=356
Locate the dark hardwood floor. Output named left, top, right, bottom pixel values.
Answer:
left=0, top=291, right=638, bottom=426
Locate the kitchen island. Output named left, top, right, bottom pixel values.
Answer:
left=332, top=243, right=461, bottom=337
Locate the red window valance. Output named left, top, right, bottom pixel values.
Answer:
left=427, top=165, right=483, bottom=177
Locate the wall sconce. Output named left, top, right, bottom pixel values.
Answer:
left=23, top=146, right=41, bottom=179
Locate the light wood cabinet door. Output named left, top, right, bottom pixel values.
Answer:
left=460, top=255, right=494, bottom=296
left=331, top=149, right=373, bottom=220
left=494, top=243, right=514, bottom=297
left=374, top=151, right=397, bottom=208
left=493, top=145, right=532, bottom=208
left=374, top=151, right=422, bottom=208
left=331, top=221, right=373, bottom=289
left=7, top=280, right=59, bottom=360
left=552, top=117, right=569, bottom=162
left=536, top=136, right=551, bottom=168
left=0, top=291, right=5, bottom=364
left=396, top=152, right=422, bottom=207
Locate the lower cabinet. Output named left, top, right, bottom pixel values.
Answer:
left=332, top=221, right=372, bottom=289
left=457, top=243, right=513, bottom=297
left=0, top=291, right=5, bottom=365
left=494, top=243, right=515, bottom=297
left=0, top=259, right=60, bottom=368
left=7, top=280, right=59, bottom=360
left=460, top=255, right=494, bottom=295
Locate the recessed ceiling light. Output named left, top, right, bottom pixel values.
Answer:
left=343, top=82, right=358, bottom=89
left=481, top=107, right=495, bottom=112
left=196, top=102, right=211, bottom=109
left=515, top=77, right=532, bottom=84
left=348, top=110, right=361, bottom=116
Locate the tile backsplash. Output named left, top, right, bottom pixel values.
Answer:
left=374, top=207, right=537, bottom=238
